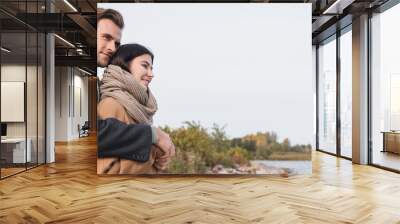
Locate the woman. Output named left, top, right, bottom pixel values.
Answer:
left=97, top=43, right=166, bottom=174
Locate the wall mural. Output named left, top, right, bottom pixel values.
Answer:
left=97, top=3, right=313, bottom=176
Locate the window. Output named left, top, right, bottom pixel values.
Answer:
left=371, top=3, right=400, bottom=171
left=318, top=36, right=337, bottom=154
left=0, top=0, right=46, bottom=179
left=339, top=28, right=352, bottom=158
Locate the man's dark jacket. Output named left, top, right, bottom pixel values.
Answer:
left=97, top=118, right=152, bottom=162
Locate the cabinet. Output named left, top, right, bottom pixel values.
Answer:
left=382, top=132, right=400, bottom=154
left=0, top=138, right=32, bottom=165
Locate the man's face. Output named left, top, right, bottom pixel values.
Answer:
left=97, top=19, right=122, bottom=67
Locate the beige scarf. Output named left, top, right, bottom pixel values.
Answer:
left=100, top=64, right=157, bottom=124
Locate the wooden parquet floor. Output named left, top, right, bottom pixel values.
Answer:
left=1, top=135, right=400, bottom=224
left=1, top=167, right=26, bottom=178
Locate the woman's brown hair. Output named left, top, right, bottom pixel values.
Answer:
left=109, top=44, right=154, bottom=73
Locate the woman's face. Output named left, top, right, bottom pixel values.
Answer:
left=129, top=54, right=154, bottom=88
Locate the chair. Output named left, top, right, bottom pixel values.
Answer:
left=78, top=121, right=90, bottom=138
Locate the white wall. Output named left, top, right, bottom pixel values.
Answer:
left=54, top=67, right=89, bottom=141
left=55, top=66, right=69, bottom=141
left=75, top=71, right=89, bottom=138
left=1, top=65, right=37, bottom=138
left=1, top=64, right=46, bottom=163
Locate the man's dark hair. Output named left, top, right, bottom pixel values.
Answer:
left=109, top=43, right=154, bottom=73
left=97, top=8, right=124, bottom=29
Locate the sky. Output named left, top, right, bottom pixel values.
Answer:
left=98, top=3, right=313, bottom=145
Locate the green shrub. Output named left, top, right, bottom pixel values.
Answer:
left=228, top=147, right=250, bottom=165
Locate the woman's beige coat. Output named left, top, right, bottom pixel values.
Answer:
left=97, top=97, right=159, bottom=174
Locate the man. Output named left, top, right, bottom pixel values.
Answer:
left=97, top=8, right=175, bottom=171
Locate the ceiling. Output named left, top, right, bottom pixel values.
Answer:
left=0, top=0, right=97, bottom=74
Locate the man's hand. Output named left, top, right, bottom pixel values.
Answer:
left=154, top=156, right=169, bottom=171
left=155, top=128, right=175, bottom=159
left=153, top=128, right=175, bottom=171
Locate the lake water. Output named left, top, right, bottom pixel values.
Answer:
left=251, top=160, right=312, bottom=175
